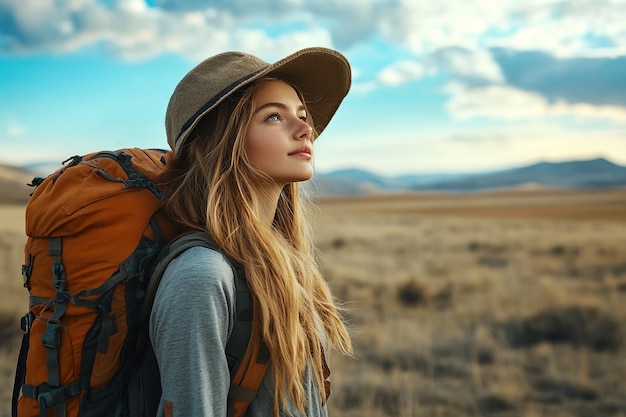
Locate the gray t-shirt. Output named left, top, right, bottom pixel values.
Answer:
left=149, top=246, right=328, bottom=417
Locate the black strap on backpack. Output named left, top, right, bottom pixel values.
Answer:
left=128, top=232, right=269, bottom=417
left=12, top=317, right=31, bottom=417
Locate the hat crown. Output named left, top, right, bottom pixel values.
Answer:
left=166, top=52, right=270, bottom=152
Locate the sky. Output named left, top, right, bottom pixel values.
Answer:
left=1, top=0, right=625, bottom=176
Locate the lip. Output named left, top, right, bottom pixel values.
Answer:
left=288, top=146, right=313, bottom=158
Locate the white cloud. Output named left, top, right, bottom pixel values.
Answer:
left=383, top=0, right=626, bottom=59
left=3, top=0, right=626, bottom=56
left=378, top=60, right=425, bottom=86
left=552, top=101, right=626, bottom=123
left=0, top=0, right=343, bottom=61
left=3, top=0, right=626, bottom=68
left=231, top=27, right=334, bottom=62
left=351, top=81, right=378, bottom=94
left=384, top=0, right=510, bottom=54
left=2, top=0, right=626, bottom=127
left=426, top=47, right=504, bottom=84
left=435, top=124, right=626, bottom=171
left=446, top=84, right=626, bottom=123
left=5, top=123, right=25, bottom=137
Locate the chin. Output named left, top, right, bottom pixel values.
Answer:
left=298, top=169, right=315, bottom=182
left=270, top=164, right=314, bottom=185
left=292, top=166, right=314, bottom=182
left=280, top=171, right=314, bottom=185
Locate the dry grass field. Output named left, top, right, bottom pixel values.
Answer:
left=1, top=188, right=626, bottom=416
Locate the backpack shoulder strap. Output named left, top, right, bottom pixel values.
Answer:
left=143, top=232, right=269, bottom=417
left=141, top=232, right=220, bottom=322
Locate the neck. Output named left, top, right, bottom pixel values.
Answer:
left=254, top=183, right=283, bottom=226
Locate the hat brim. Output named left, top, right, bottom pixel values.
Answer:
left=262, top=48, right=351, bottom=135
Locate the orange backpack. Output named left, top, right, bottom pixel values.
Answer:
left=12, top=148, right=269, bottom=417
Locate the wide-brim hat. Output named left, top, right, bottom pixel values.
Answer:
left=166, top=47, right=351, bottom=155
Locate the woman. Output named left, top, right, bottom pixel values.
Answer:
left=150, top=48, right=353, bottom=417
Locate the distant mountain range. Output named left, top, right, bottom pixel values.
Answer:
left=1, top=157, right=625, bottom=204
left=409, top=158, right=626, bottom=191
left=310, top=158, right=626, bottom=196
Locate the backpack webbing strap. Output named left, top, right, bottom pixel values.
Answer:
left=90, top=150, right=164, bottom=199
left=225, top=260, right=269, bottom=417
left=226, top=320, right=269, bottom=417
left=42, top=237, right=72, bottom=417
left=142, top=232, right=232, bottom=323
left=12, top=320, right=30, bottom=417
left=28, top=265, right=131, bottom=310
left=21, top=381, right=82, bottom=417
left=224, top=266, right=253, bottom=370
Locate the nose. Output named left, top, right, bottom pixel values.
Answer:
left=295, top=119, right=313, bottom=141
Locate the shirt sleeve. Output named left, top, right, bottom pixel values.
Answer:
left=149, top=246, right=236, bottom=417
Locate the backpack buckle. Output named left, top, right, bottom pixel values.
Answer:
left=42, top=322, right=62, bottom=349
left=20, top=313, right=34, bottom=334
left=52, top=259, right=66, bottom=291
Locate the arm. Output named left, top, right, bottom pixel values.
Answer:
left=149, top=246, right=236, bottom=417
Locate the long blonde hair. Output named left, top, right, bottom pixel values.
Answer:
left=165, top=78, right=352, bottom=415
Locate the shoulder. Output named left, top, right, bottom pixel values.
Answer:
left=155, top=246, right=237, bottom=305
left=150, top=246, right=238, bottom=340
left=166, top=246, right=235, bottom=279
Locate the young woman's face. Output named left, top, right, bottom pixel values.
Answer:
left=245, top=80, right=314, bottom=187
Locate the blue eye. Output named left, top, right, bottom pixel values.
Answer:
left=267, top=113, right=280, bottom=122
